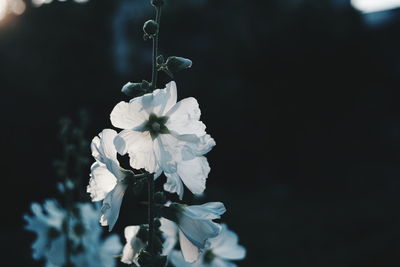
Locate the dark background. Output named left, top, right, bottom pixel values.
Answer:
left=1, top=0, right=400, bottom=266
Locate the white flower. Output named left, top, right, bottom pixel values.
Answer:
left=110, top=81, right=215, bottom=199
left=24, top=200, right=65, bottom=263
left=87, top=129, right=128, bottom=231
left=169, top=224, right=246, bottom=267
left=161, top=202, right=226, bottom=263
left=24, top=201, right=122, bottom=267
left=159, top=217, right=178, bottom=256
left=121, top=225, right=146, bottom=265
left=71, top=203, right=123, bottom=267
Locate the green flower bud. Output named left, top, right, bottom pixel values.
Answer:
left=156, top=55, right=165, bottom=65
left=121, top=82, right=142, bottom=96
left=143, top=20, right=159, bottom=36
left=166, top=56, right=193, bottom=73
left=121, top=80, right=150, bottom=97
left=151, top=0, right=164, bottom=7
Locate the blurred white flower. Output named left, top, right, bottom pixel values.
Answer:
left=111, top=81, right=215, bottom=199
left=71, top=203, right=123, bottom=267
left=170, top=224, right=246, bottom=267
left=32, top=0, right=89, bottom=8
left=120, top=225, right=146, bottom=265
left=161, top=202, right=226, bottom=263
left=24, top=200, right=65, bottom=262
left=87, top=129, right=128, bottom=231
left=24, top=200, right=122, bottom=267
left=0, top=0, right=26, bottom=21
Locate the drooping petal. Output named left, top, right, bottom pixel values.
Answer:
left=210, top=224, right=246, bottom=261
left=154, top=134, right=181, bottom=173
left=91, top=129, right=123, bottom=180
left=87, top=163, right=118, bottom=202
left=177, top=203, right=226, bottom=249
left=164, top=172, right=185, bottom=200
left=175, top=134, right=216, bottom=161
left=110, top=100, right=149, bottom=130
left=100, top=181, right=128, bottom=231
left=166, top=97, right=206, bottom=137
left=121, top=226, right=144, bottom=264
left=179, top=230, right=200, bottom=263
left=159, top=218, right=178, bottom=256
left=183, top=202, right=226, bottom=220
left=114, top=130, right=157, bottom=173
left=176, top=156, right=210, bottom=197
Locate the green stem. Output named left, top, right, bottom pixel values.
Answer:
left=147, top=173, right=155, bottom=255
left=148, top=4, right=162, bottom=258
left=151, top=6, right=162, bottom=90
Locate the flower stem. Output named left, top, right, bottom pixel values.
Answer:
left=151, top=6, right=162, bottom=90
left=147, top=173, right=155, bottom=255
left=148, top=3, right=162, bottom=258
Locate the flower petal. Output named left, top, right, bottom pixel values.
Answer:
left=139, top=81, right=177, bottom=116
left=153, top=134, right=182, bottom=173
left=121, top=226, right=142, bottom=264
left=87, top=163, right=118, bottom=202
left=91, top=129, right=123, bottom=179
left=114, top=130, right=157, bottom=173
left=159, top=218, right=178, bottom=256
left=100, top=181, right=128, bottom=231
left=177, top=203, right=225, bottom=249
left=177, top=156, right=210, bottom=197
left=164, top=172, right=185, bottom=199
left=100, top=235, right=123, bottom=267
left=166, top=97, right=206, bottom=136
left=210, top=224, right=246, bottom=260
left=179, top=230, right=200, bottom=263
left=110, top=100, right=148, bottom=130
left=183, top=202, right=226, bottom=220
left=211, top=257, right=238, bottom=267
left=173, top=133, right=216, bottom=161
left=169, top=250, right=194, bottom=267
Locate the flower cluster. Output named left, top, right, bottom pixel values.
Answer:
left=24, top=113, right=122, bottom=266
left=85, top=1, right=246, bottom=266
left=24, top=200, right=122, bottom=267
left=88, top=78, right=247, bottom=267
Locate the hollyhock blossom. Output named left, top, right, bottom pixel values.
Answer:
left=110, top=81, right=215, bottom=199
left=71, top=203, right=123, bottom=267
left=87, top=129, right=129, bottom=231
left=161, top=202, right=226, bottom=263
left=24, top=200, right=65, bottom=263
left=24, top=201, right=122, bottom=267
left=120, top=225, right=146, bottom=265
left=169, top=224, right=246, bottom=267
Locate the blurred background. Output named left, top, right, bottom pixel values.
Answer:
left=2, top=0, right=400, bottom=266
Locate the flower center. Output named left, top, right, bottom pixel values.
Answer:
left=151, top=122, right=161, bottom=132
left=144, top=113, right=169, bottom=140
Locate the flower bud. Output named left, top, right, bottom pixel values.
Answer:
left=151, top=0, right=164, bottom=7
left=166, top=56, right=193, bottom=73
left=156, top=55, right=165, bottom=65
left=143, top=20, right=159, bottom=36
left=121, top=80, right=150, bottom=97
